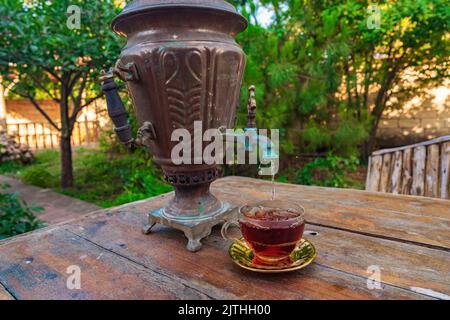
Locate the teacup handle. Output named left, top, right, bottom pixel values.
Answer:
left=221, top=220, right=242, bottom=242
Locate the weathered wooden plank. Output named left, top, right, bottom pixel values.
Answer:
left=77, top=210, right=450, bottom=297
left=440, top=142, right=450, bottom=199
left=300, top=226, right=450, bottom=298
left=0, top=177, right=448, bottom=300
left=401, top=148, right=413, bottom=194
left=0, top=283, right=14, bottom=300
left=212, top=177, right=450, bottom=248
left=0, top=228, right=211, bottom=300
left=366, top=155, right=382, bottom=192
left=425, top=144, right=440, bottom=198
left=390, top=151, right=403, bottom=194
left=372, top=135, right=450, bottom=156
left=65, top=210, right=434, bottom=300
left=411, top=146, right=426, bottom=196
left=365, top=156, right=372, bottom=190
left=380, top=153, right=392, bottom=193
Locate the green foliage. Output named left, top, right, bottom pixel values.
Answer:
left=61, top=148, right=173, bottom=207
left=0, top=0, right=447, bottom=193
left=103, top=169, right=173, bottom=207
left=0, top=0, right=123, bottom=89
left=231, top=0, right=449, bottom=160
left=296, top=154, right=360, bottom=188
left=3, top=148, right=172, bottom=208
left=0, top=183, right=45, bottom=240
left=0, top=161, right=24, bottom=175
left=34, top=149, right=60, bottom=165
left=301, top=119, right=368, bottom=157
left=19, top=166, right=57, bottom=189
left=0, top=0, right=125, bottom=188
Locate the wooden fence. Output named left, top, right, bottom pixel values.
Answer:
left=366, top=135, right=450, bottom=199
left=6, top=118, right=100, bottom=150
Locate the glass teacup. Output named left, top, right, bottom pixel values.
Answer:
left=222, top=200, right=306, bottom=266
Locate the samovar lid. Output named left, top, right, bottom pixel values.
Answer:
left=113, top=0, right=247, bottom=34
left=120, top=0, right=238, bottom=14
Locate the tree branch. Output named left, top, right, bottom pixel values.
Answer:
left=3, top=78, right=19, bottom=96
left=75, top=75, right=88, bottom=109
left=13, top=90, right=61, bottom=131
left=42, top=66, right=62, bottom=82
left=344, top=58, right=353, bottom=111
left=28, top=73, right=60, bottom=103
left=69, top=75, right=88, bottom=124
left=363, top=51, right=373, bottom=111
left=68, top=70, right=82, bottom=92
left=81, top=93, right=103, bottom=109
left=69, top=92, right=104, bottom=128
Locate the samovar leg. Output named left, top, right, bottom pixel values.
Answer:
left=142, top=214, right=157, bottom=235
left=142, top=204, right=237, bottom=252
left=184, top=226, right=213, bottom=252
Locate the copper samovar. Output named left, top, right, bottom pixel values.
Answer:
left=101, top=0, right=248, bottom=251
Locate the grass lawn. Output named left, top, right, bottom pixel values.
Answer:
left=1, top=147, right=365, bottom=209
left=0, top=147, right=172, bottom=208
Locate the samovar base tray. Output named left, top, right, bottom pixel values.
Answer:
left=142, top=202, right=237, bottom=252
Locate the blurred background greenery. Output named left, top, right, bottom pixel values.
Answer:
left=0, top=0, right=448, bottom=222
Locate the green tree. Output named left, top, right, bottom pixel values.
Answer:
left=295, top=0, right=449, bottom=158
left=230, top=0, right=449, bottom=160
left=0, top=0, right=124, bottom=188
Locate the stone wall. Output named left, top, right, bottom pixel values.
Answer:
left=3, top=99, right=107, bottom=150
left=377, top=85, right=450, bottom=148
left=5, top=99, right=103, bottom=124
left=5, top=99, right=60, bottom=123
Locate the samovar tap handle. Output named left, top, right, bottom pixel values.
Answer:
left=100, top=68, right=140, bottom=151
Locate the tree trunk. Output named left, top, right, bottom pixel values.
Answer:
left=0, top=82, right=7, bottom=129
left=59, top=78, right=74, bottom=189
left=361, top=66, right=398, bottom=162
left=363, top=120, right=379, bottom=162
left=60, top=134, right=73, bottom=188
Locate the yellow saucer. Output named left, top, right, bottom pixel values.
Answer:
left=229, top=238, right=317, bottom=273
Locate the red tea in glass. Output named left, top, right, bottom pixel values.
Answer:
left=222, top=200, right=305, bottom=266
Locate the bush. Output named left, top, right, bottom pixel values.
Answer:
left=104, top=169, right=173, bottom=207
left=96, top=149, right=173, bottom=207
left=300, top=120, right=368, bottom=158
left=6, top=147, right=173, bottom=208
left=57, top=148, right=172, bottom=207
left=0, top=161, right=24, bottom=175
left=296, top=154, right=360, bottom=188
left=34, top=149, right=59, bottom=165
left=19, top=166, right=57, bottom=188
left=0, top=184, right=45, bottom=240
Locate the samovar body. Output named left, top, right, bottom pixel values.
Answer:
left=102, top=0, right=247, bottom=240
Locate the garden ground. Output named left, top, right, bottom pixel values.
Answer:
left=0, top=147, right=366, bottom=212
left=0, top=147, right=173, bottom=208
left=0, top=175, right=99, bottom=224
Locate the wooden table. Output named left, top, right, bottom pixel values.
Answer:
left=0, top=177, right=449, bottom=300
